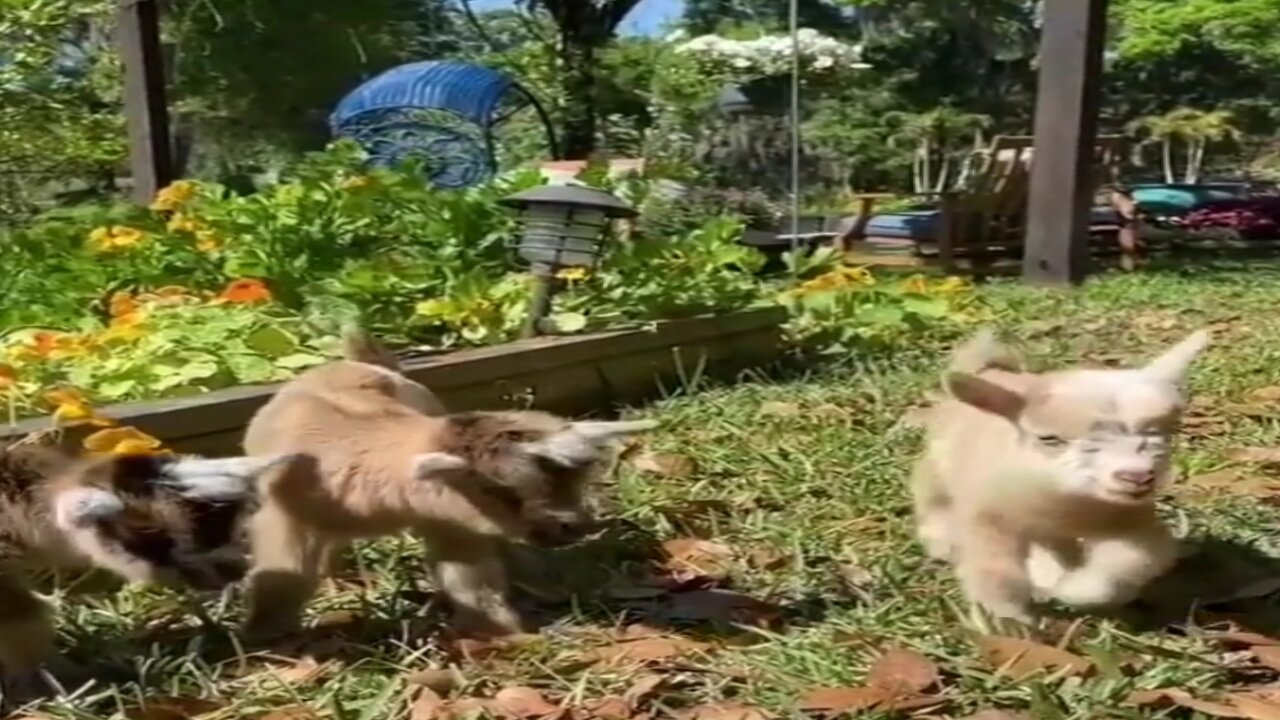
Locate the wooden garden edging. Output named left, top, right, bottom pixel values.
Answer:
left=2, top=308, right=787, bottom=456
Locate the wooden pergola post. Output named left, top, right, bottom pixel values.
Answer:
left=1023, top=0, right=1109, bottom=285
left=117, top=0, right=174, bottom=205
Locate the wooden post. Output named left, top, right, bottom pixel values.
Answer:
left=117, top=0, right=174, bottom=205
left=1023, top=0, right=1109, bottom=285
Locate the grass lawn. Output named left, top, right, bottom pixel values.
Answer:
left=27, top=260, right=1280, bottom=720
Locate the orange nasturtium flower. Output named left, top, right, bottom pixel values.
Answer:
left=45, top=388, right=116, bottom=427
left=109, top=291, right=139, bottom=319
left=0, top=364, right=17, bottom=391
left=218, top=278, right=273, bottom=304
left=83, top=426, right=169, bottom=456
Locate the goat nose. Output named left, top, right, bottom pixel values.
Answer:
left=1114, top=469, right=1155, bottom=486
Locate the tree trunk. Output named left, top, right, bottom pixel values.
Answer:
left=921, top=137, right=933, bottom=193
left=536, top=0, right=640, bottom=160
left=1161, top=139, right=1174, bottom=184
left=1185, top=139, right=1201, bottom=184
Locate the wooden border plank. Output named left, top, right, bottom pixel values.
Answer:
left=0, top=309, right=785, bottom=453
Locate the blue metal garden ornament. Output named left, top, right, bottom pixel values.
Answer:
left=329, top=60, right=558, bottom=189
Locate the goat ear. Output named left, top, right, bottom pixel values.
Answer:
left=149, top=453, right=301, bottom=502
left=53, top=487, right=125, bottom=530
left=1144, top=329, right=1210, bottom=385
left=944, top=372, right=1026, bottom=420
left=410, top=452, right=470, bottom=479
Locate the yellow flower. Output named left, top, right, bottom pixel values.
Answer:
left=555, top=267, right=590, bottom=282
left=835, top=265, right=876, bottom=286
left=45, top=388, right=116, bottom=428
left=415, top=298, right=452, bottom=318
left=901, top=274, right=930, bottom=294
left=935, top=276, right=973, bottom=295
left=83, top=426, right=168, bottom=456
left=194, top=230, right=222, bottom=253
left=166, top=212, right=202, bottom=233
left=149, top=180, right=198, bottom=212
left=87, top=225, right=147, bottom=253
left=339, top=175, right=372, bottom=190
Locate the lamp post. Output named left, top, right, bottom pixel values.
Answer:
left=499, top=184, right=638, bottom=338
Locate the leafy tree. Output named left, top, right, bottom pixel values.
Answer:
left=884, top=109, right=993, bottom=192
left=1127, top=108, right=1242, bottom=183
left=514, top=0, right=644, bottom=159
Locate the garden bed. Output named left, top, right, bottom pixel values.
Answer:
left=2, top=308, right=786, bottom=455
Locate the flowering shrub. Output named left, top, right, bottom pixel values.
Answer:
left=673, top=29, right=869, bottom=77
left=777, top=249, right=986, bottom=352
left=1, top=284, right=336, bottom=419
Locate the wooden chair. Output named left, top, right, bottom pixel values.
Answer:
left=837, top=135, right=1140, bottom=274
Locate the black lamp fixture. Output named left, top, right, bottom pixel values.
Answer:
left=499, top=184, right=638, bottom=338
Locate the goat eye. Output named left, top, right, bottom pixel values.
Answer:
left=1036, top=434, right=1067, bottom=447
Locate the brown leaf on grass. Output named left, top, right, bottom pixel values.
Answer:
left=448, top=633, right=541, bottom=662
left=622, top=674, right=666, bottom=706
left=582, top=636, right=712, bottom=666
left=1222, top=403, right=1279, bottom=420
left=1234, top=693, right=1280, bottom=720
left=746, top=547, right=788, bottom=571
left=962, top=711, right=1032, bottom=720
left=976, top=636, right=1094, bottom=679
left=797, top=687, right=892, bottom=714
left=257, top=706, right=322, bottom=720
left=676, top=704, right=776, bottom=720
left=1124, top=689, right=1243, bottom=717
left=123, top=696, right=226, bottom=720
left=661, top=538, right=735, bottom=581
left=866, top=647, right=940, bottom=694
left=1201, top=623, right=1280, bottom=647
left=248, top=656, right=336, bottom=686
left=630, top=452, right=698, bottom=478
left=1248, top=386, right=1280, bottom=404
left=585, top=697, right=633, bottom=720
left=491, top=687, right=561, bottom=718
left=410, top=688, right=449, bottom=720
left=1229, top=448, right=1280, bottom=466
left=406, top=668, right=464, bottom=695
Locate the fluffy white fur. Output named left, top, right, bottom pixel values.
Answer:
left=911, top=328, right=1209, bottom=621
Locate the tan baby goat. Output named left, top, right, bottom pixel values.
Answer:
left=910, top=327, right=1210, bottom=622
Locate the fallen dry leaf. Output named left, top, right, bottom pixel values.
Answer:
left=622, top=674, right=666, bottom=706
left=976, top=635, right=1094, bottom=679
left=865, top=647, right=940, bottom=694
left=676, top=704, right=776, bottom=720
left=1201, top=624, right=1280, bottom=647
left=746, top=547, right=788, bottom=571
left=584, top=697, right=632, bottom=720
left=1178, top=469, right=1280, bottom=497
left=582, top=636, right=712, bottom=666
left=1248, top=386, right=1280, bottom=404
left=661, top=538, right=735, bottom=581
left=797, top=687, right=903, bottom=715
left=123, top=696, right=225, bottom=720
left=1229, top=447, right=1280, bottom=466
left=1124, top=689, right=1243, bottom=717
left=246, top=656, right=335, bottom=687
left=257, top=707, right=321, bottom=720
left=406, top=668, right=464, bottom=695
left=449, top=633, right=541, bottom=662
left=491, top=687, right=561, bottom=718
left=630, top=452, right=698, bottom=478
left=961, top=711, right=1031, bottom=720
left=410, top=688, right=449, bottom=720
left=1222, top=402, right=1279, bottom=420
